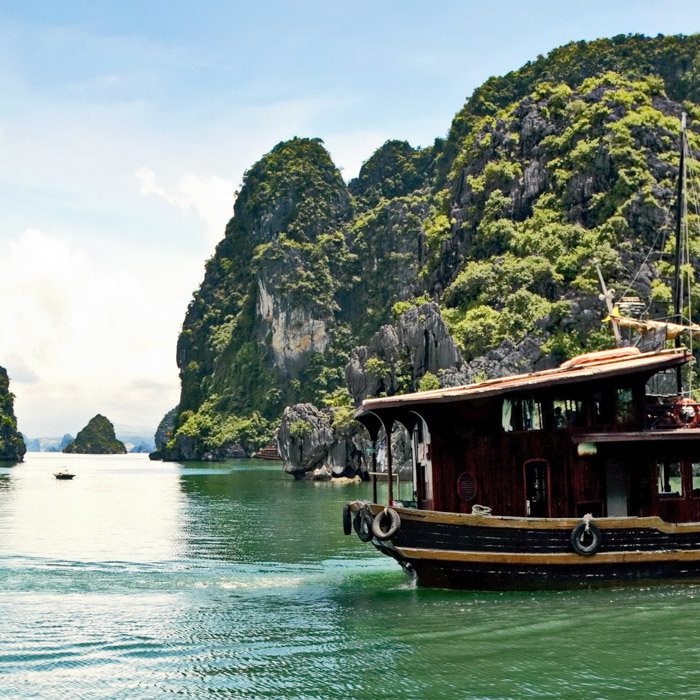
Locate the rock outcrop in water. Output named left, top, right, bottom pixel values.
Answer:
left=0, top=366, right=26, bottom=462
left=276, top=403, right=369, bottom=480
left=63, top=415, right=127, bottom=454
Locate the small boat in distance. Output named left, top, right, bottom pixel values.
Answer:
left=53, top=470, right=75, bottom=480
left=253, top=445, right=282, bottom=460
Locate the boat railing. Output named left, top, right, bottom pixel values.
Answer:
left=646, top=399, right=700, bottom=429
left=368, top=471, right=405, bottom=502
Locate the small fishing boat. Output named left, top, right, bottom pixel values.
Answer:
left=54, top=470, right=75, bottom=480
left=343, top=113, right=700, bottom=590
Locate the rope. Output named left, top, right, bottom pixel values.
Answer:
left=684, top=133, right=700, bottom=372
left=619, top=127, right=698, bottom=318
left=618, top=196, right=675, bottom=306
left=471, top=504, right=492, bottom=516
left=582, top=512, right=594, bottom=533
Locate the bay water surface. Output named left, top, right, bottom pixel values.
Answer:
left=2, top=453, right=700, bottom=698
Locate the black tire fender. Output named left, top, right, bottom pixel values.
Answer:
left=570, top=520, right=602, bottom=556
left=372, top=507, right=401, bottom=541
left=354, top=507, right=375, bottom=542
left=342, top=503, right=352, bottom=536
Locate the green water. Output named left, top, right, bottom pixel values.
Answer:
left=2, top=454, right=700, bottom=698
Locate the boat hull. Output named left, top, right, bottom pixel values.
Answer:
left=350, top=502, right=700, bottom=590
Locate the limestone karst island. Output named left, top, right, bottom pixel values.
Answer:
left=63, top=415, right=127, bottom=455
left=143, top=34, right=700, bottom=482
left=0, top=366, right=26, bottom=462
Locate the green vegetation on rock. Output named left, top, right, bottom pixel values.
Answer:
left=0, top=367, right=26, bottom=461
left=158, top=34, right=700, bottom=461
left=63, top=415, right=126, bottom=455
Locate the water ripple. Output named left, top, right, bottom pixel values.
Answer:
left=3, top=455, right=700, bottom=698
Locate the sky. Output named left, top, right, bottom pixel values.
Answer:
left=0, top=1, right=698, bottom=437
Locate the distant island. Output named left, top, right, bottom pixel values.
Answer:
left=23, top=434, right=73, bottom=452
left=63, top=415, right=127, bottom=454
left=24, top=432, right=154, bottom=453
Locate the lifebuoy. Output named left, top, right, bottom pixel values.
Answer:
left=673, top=398, right=700, bottom=427
left=354, top=507, right=374, bottom=542
left=342, top=503, right=352, bottom=536
left=570, top=520, right=602, bottom=556
left=372, top=507, right=401, bottom=540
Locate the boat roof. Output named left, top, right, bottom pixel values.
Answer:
left=355, top=348, right=690, bottom=417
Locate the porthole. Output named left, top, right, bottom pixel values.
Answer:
left=457, top=472, right=477, bottom=502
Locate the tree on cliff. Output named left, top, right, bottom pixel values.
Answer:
left=63, top=415, right=126, bottom=454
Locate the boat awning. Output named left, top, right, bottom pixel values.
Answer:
left=355, top=348, right=690, bottom=418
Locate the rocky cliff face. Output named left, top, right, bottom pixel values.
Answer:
left=345, top=302, right=467, bottom=405
left=0, top=367, right=26, bottom=462
left=158, top=34, right=700, bottom=465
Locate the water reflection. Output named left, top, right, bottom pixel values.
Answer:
left=177, top=460, right=377, bottom=565
left=0, top=453, right=186, bottom=563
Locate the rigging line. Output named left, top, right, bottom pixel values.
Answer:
left=618, top=125, right=697, bottom=307
left=619, top=194, right=676, bottom=305
left=682, top=130, right=695, bottom=392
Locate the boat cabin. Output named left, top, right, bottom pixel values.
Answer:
left=355, top=347, right=700, bottom=525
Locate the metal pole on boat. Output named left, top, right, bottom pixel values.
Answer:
left=371, top=436, right=378, bottom=504
left=386, top=423, right=394, bottom=506
left=595, top=260, right=621, bottom=347
left=673, top=113, right=687, bottom=393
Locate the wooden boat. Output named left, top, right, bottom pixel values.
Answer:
left=253, top=445, right=282, bottom=460
left=345, top=346, right=700, bottom=589
left=343, top=114, right=700, bottom=590
left=54, top=470, right=75, bottom=480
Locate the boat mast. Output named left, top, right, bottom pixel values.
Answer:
left=673, top=113, right=687, bottom=325
left=673, top=113, right=687, bottom=393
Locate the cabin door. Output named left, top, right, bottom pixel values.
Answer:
left=524, top=459, right=550, bottom=517
left=605, top=460, right=628, bottom=517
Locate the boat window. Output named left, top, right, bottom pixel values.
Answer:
left=693, top=463, right=700, bottom=498
left=616, top=387, right=635, bottom=425
left=502, top=397, right=543, bottom=432
left=646, top=369, right=678, bottom=398
left=657, top=460, right=681, bottom=498
left=553, top=398, right=585, bottom=428
left=593, top=391, right=607, bottom=425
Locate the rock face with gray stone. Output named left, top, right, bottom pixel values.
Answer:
left=280, top=303, right=471, bottom=478
left=467, top=336, right=551, bottom=380
left=276, top=403, right=369, bottom=480
left=345, top=302, right=467, bottom=405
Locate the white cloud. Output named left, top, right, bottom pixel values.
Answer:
left=135, top=167, right=234, bottom=249
left=0, top=227, right=202, bottom=437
